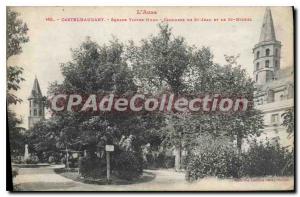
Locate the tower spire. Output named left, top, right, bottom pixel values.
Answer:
left=253, top=7, right=281, bottom=85
left=29, top=76, right=42, bottom=99
left=28, top=76, right=45, bottom=129
left=259, top=7, right=277, bottom=42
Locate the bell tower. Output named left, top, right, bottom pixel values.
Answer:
left=253, top=7, right=281, bottom=85
left=28, top=76, right=45, bottom=129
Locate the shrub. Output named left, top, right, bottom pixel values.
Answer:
left=24, top=155, right=39, bottom=164
left=185, top=145, right=238, bottom=181
left=79, top=148, right=143, bottom=180
left=241, top=140, right=294, bottom=177
left=185, top=136, right=294, bottom=181
left=79, top=155, right=106, bottom=178
left=185, top=134, right=237, bottom=181
left=112, top=151, right=143, bottom=180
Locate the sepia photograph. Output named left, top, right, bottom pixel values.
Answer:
left=6, top=6, right=294, bottom=191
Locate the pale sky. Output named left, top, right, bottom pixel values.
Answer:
left=7, top=6, right=294, bottom=129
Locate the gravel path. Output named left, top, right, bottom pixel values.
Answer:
left=13, top=166, right=293, bottom=191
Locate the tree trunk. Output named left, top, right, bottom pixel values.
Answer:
left=175, top=145, right=181, bottom=171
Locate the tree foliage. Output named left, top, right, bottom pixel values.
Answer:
left=7, top=8, right=29, bottom=59
left=7, top=66, right=25, bottom=105
left=282, top=108, right=294, bottom=137
left=128, top=24, right=263, bottom=154
left=7, top=8, right=28, bottom=156
left=8, top=110, right=26, bottom=155
left=33, top=37, right=158, bottom=156
left=7, top=8, right=28, bottom=104
left=30, top=23, right=264, bottom=177
left=126, top=23, right=191, bottom=93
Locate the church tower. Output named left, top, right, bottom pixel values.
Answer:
left=28, top=76, right=45, bottom=129
left=253, top=8, right=281, bottom=85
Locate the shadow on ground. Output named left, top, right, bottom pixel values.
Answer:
left=54, top=168, right=156, bottom=186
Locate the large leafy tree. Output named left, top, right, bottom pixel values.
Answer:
left=56, top=37, right=138, bottom=151
left=189, top=58, right=264, bottom=149
left=7, top=8, right=29, bottom=155
left=126, top=23, right=194, bottom=170
left=128, top=24, right=263, bottom=171
left=7, top=8, right=28, bottom=104
left=32, top=37, right=150, bottom=156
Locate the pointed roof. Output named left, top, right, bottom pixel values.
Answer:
left=29, top=76, right=43, bottom=99
left=259, top=7, right=277, bottom=42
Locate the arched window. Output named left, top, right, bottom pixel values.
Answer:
left=256, top=62, right=259, bottom=70
left=256, top=74, right=258, bottom=82
left=34, top=109, right=37, bottom=116
left=265, top=60, right=270, bottom=68
left=256, top=51, right=260, bottom=59
left=39, top=109, right=43, bottom=116
left=266, top=49, right=270, bottom=56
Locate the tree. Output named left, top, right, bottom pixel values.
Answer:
left=128, top=24, right=264, bottom=171
left=127, top=23, right=195, bottom=170
left=184, top=55, right=264, bottom=176
left=7, top=8, right=29, bottom=59
left=7, top=8, right=29, bottom=155
left=7, top=8, right=28, bottom=104
left=29, top=112, right=83, bottom=153
left=33, top=37, right=151, bottom=164
left=30, top=37, right=161, bottom=177
left=191, top=59, right=264, bottom=149
left=281, top=108, right=294, bottom=137
left=55, top=37, right=138, bottom=149
left=280, top=108, right=294, bottom=176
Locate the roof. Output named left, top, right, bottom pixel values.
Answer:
left=29, top=77, right=43, bottom=99
left=259, top=8, right=277, bottom=42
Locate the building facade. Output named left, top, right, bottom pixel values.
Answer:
left=253, top=8, right=294, bottom=147
left=28, top=77, right=45, bottom=129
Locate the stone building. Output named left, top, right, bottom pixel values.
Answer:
left=253, top=8, right=294, bottom=147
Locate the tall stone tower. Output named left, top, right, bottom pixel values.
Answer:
left=253, top=8, right=281, bottom=85
left=28, top=76, right=45, bottom=129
